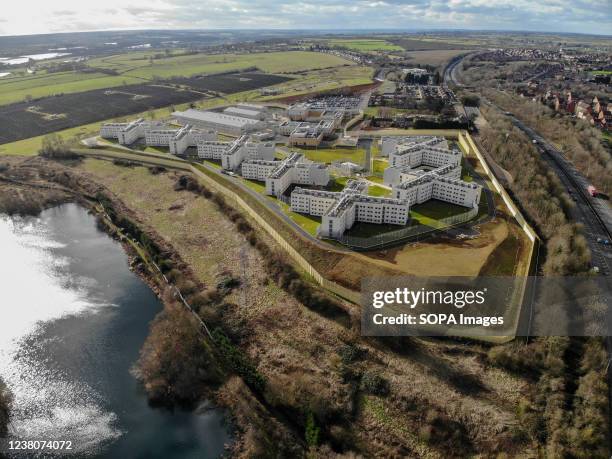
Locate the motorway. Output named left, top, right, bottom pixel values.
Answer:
left=498, top=108, right=612, bottom=276
left=444, top=55, right=612, bottom=276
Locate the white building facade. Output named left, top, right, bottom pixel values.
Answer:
left=100, top=119, right=216, bottom=155
left=241, top=152, right=330, bottom=197
left=291, top=180, right=409, bottom=238
left=197, top=135, right=275, bottom=170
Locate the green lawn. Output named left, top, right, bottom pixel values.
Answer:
left=372, top=159, right=388, bottom=175
left=202, top=159, right=222, bottom=170
left=285, top=206, right=321, bottom=236
left=242, top=178, right=267, bottom=194
left=292, top=146, right=366, bottom=165
left=327, top=39, right=404, bottom=52
left=409, top=199, right=469, bottom=226
left=366, top=175, right=385, bottom=184
left=344, top=221, right=411, bottom=238
left=367, top=184, right=392, bottom=197
left=329, top=176, right=389, bottom=196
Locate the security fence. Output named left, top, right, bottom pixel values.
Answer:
left=327, top=205, right=479, bottom=250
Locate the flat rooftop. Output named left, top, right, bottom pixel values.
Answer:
left=173, top=109, right=261, bottom=128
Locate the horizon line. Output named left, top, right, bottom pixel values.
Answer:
left=1, top=27, right=611, bottom=39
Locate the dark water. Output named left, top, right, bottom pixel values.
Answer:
left=0, top=204, right=230, bottom=458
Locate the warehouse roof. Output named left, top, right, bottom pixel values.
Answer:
left=172, top=109, right=261, bottom=128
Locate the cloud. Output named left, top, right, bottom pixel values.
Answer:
left=0, top=0, right=610, bottom=36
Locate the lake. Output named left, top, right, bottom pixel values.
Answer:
left=0, top=204, right=231, bottom=458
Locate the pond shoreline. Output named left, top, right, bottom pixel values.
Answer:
left=0, top=157, right=238, bottom=457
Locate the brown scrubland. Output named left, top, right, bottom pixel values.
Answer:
left=0, top=155, right=607, bottom=457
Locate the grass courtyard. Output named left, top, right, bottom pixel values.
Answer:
left=292, top=146, right=367, bottom=165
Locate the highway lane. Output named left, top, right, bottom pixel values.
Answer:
left=508, top=115, right=612, bottom=276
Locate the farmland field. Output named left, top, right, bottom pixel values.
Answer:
left=0, top=71, right=143, bottom=106
left=404, top=49, right=470, bottom=67
left=0, top=71, right=299, bottom=144
left=326, top=39, right=403, bottom=51
left=169, top=72, right=292, bottom=93
left=87, top=51, right=356, bottom=79
left=0, top=51, right=355, bottom=107
left=0, top=84, right=203, bottom=144
left=258, top=65, right=374, bottom=101
left=390, top=38, right=475, bottom=51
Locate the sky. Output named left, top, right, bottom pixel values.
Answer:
left=1, top=0, right=611, bottom=36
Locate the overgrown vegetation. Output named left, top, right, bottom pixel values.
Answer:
left=488, top=337, right=609, bottom=457
left=0, top=377, right=12, bottom=438
left=38, top=133, right=80, bottom=160
left=173, top=174, right=350, bottom=324
left=479, top=106, right=590, bottom=275
left=483, top=89, right=611, bottom=195
left=135, top=294, right=224, bottom=407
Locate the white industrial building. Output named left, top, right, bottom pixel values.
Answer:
left=291, top=180, right=409, bottom=238
left=197, top=134, right=275, bottom=170
left=223, top=106, right=265, bottom=120
left=100, top=119, right=217, bottom=155
left=241, top=152, right=330, bottom=197
left=172, top=109, right=267, bottom=136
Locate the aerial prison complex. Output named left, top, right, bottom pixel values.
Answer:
left=101, top=107, right=481, bottom=240
left=289, top=137, right=481, bottom=238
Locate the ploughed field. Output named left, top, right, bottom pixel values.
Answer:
left=0, top=72, right=289, bottom=144
left=0, top=84, right=201, bottom=144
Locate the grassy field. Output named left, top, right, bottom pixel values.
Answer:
left=329, top=176, right=390, bottom=197
left=258, top=65, right=374, bottom=102
left=372, top=159, right=388, bottom=175
left=87, top=51, right=355, bottom=79
left=327, top=39, right=403, bottom=52
left=0, top=71, right=143, bottom=106
left=390, top=37, right=475, bottom=51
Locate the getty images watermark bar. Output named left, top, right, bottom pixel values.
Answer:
left=361, top=276, right=612, bottom=337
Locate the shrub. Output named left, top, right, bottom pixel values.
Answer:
left=338, top=344, right=364, bottom=365
left=212, top=328, right=266, bottom=392
left=38, top=133, right=80, bottom=160
left=305, top=411, right=320, bottom=448
left=136, top=301, right=223, bottom=406
left=360, top=372, right=389, bottom=396
left=148, top=166, right=166, bottom=175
